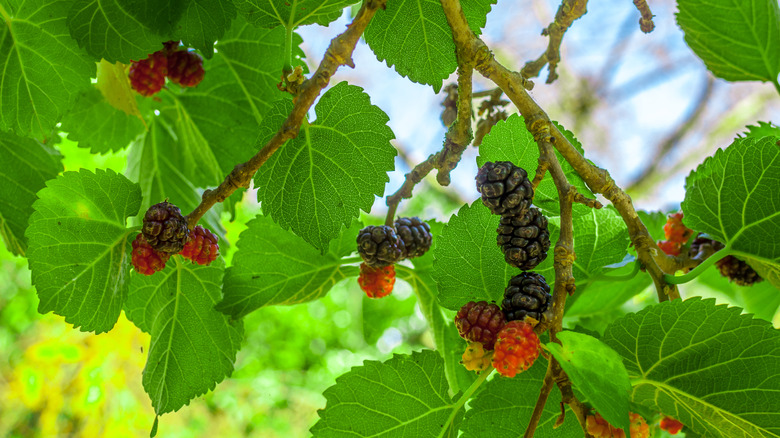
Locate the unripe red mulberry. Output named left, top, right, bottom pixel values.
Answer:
left=357, top=263, right=395, bottom=298
left=455, top=301, right=505, bottom=350
left=131, top=234, right=170, bottom=275
left=180, top=225, right=219, bottom=265
left=166, top=49, right=205, bottom=87
left=491, top=321, right=540, bottom=377
left=129, top=51, right=168, bottom=96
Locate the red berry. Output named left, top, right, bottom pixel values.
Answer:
left=180, top=225, right=219, bottom=265
left=663, top=212, right=693, bottom=245
left=131, top=234, right=170, bottom=275
left=657, top=239, right=681, bottom=256
left=129, top=51, right=168, bottom=96
left=357, top=263, right=395, bottom=298
left=586, top=412, right=649, bottom=438
left=166, top=49, right=205, bottom=87
left=660, top=417, right=684, bottom=435
left=491, top=321, right=540, bottom=377
left=455, top=301, right=506, bottom=350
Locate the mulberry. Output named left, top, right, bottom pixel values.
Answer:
left=491, top=321, right=540, bottom=378
left=476, top=161, right=534, bottom=216
left=496, top=208, right=550, bottom=270
left=356, top=225, right=404, bottom=268
left=394, top=217, right=432, bottom=259
left=358, top=263, right=395, bottom=298
left=166, top=49, right=205, bottom=87
left=502, top=272, right=551, bottom=324
left=455, top=301, right=505, bottom=350
left=142, top=201, right=189, bottom=253
left=131, top=234, right=170, bottom=275
left=129, top=51, right=168, bottom=96
left=180, top=225, right=219, bottom=265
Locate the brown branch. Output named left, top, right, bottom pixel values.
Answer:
left=439, top=0, right=680, bottom=302
left=524, top=361, right=555, bottom=438
left=521, top=0, right=588, bottom=83
left=632, top=0, right=655, bottom=33
left=185, top=0, right=388, bottom=228
left=385, top=24, right=476, bottom=224
left=627, top=76, right=714, bottom=191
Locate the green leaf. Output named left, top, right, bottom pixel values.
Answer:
left=744, top=122, right=780, bottom=139
left=747, top=257, right=780, bottom=291
left=433, top=201, right=517, bottom=310
left=397, top=221, right=476, bottom=394
left=217, top=215, right=357, bottom=319
left=255, top=82, right=396, bottom=252
left=681, top=136, right=780, bottom=275
left=25, top=169, right=141, bottom=333
left=0, top=0, right=95, bottom=138
left=570, top=206, right=631, bottom=282
left=603, top=298, right=780, bottom=438
left=460, top=357, right=581, bottom=438
left=67, top=0, right=162, bottom=62
left=363, top=0, right=495, bottom=92
left=125, top=257, right=244, bottom=414
left=310, top=350, right=463, bottom=437
left=477, top=116, right=594, bottom=216
left=172, top=0, right=237, bottom=57
left=163, top=19, right=303, bottom=180
left=546, top=331, right=632, bottom=433
left=637, top=210, right=668, bottom=243
left=565, top=265, right=652, bottom=319
left=60, top=87, right=146, bottom=154
left=125, top=116, right=226, bottom=243
left=676, top=0, right=780, bottom=83
left=0, top=131, right=63, bottom=256
left=233, top=0, right=355, bottom=29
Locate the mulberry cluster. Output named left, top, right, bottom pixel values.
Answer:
left=452, top=162, right=553, bottom=377
left=355, top=217, right=433, bottom=298
left=476, top=161, right=550, bottom=272
left=129, top=41, right=205, bottom=97
left=131, top=201, right=220, bottom=276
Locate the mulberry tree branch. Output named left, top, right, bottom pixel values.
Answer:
left=185, top=0, right=388, bottom=228
left=439, top=0, right=681, bottom=302
left=385, top=40, right=476, bottom=224
left=521, top=0, right=588, bottom=83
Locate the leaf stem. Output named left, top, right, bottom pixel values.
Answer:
left=593, top=261, right=640, bottom=282
left=664, top=247, right=728, bottom=284
left=439, top=366, right=493, bottom=438
left=283, top=25, right=294, bottom=74
left=339, top=256, right=363, bottom=265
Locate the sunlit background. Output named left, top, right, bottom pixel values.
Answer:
left=1, top=0, right=778, bottom=436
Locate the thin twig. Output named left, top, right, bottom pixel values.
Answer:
left=185, top=0, right=388, bottom=228
left=385, top=27, right=476, bottom=224
left=521, top=0, right=588, bottom=83
left=632, top=0, right=655, bottom=33
left=524, top=361, right=555, bottom=438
